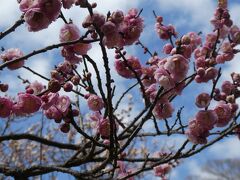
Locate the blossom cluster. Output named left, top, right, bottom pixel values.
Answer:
left=19, top=0, right=61, bottom=31
left=82, top=8, right=144, bottom=48
left=186, top=74, right=240, bottom=144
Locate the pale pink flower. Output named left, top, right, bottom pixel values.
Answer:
left=87, top=94, right=104, bottom=111
left=59, top=23, right=80, bottom=42
left=82, top=12, right=105, bottom=29
left=164, top=54, right=189, bottom=82
left=0, top=48, right=24, bottom=70
left=154, top=66, right=175, bottom=90
left=28, top=81, right=45, bottom=94
left=101, top=21, right=117, bottom=36
left=73, top=42, right=92, bottom=55
left=61, top=46, right=82, bottom=64
left=55, top=95, right=70, bottom=116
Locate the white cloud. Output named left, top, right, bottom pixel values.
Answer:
left=0, top=0, right=21, bottom=29
left=208, top=137, right=240, bottom=159
left=156, top=0, right=215, bottom=32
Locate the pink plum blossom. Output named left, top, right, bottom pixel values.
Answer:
left=97, top=118, right=111, bottom=138
left=0, top=48, right=24, bottom=70
left=0, top=97, right=13, bottom=118
left=59, top=23, right=80, bottom=42
left=41, top=92, right=59, bottom=110
left=164, top=54, right=189, bottom=82
left=153, top=102, right=174, bottom=120
left=154, top=164, right=171, bottom=177
left=186, top=119, right=209, bottom=144
left=195, top=93, right=211, bottom=108
left=87, top=94, right=104, bottom=111
left=28, top=81, right=45, bottom=95
left=55, top=95, right=70, bottom=116
left=214, top=101, right=232, bottom=127
left=24, top=8, right=51, bottom=32
left=14, top=93, right=41, bottom=115
left=115, top=56, right=142, bottom=79
left=195, top=110, right=218, bottom=130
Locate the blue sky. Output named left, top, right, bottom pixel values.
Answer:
left=1, top=0, right=240, bottom=179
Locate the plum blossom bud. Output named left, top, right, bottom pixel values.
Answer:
left=111, top=10, right=124, bottom=24
left=60, top=123, right=70, bottom=133
left=63, top=82, right=73, bottom=92
left=0, top=97, right=13, bottom=118
left=71, top=75, right=80, bottom=85
left=26, top=88, right=34, bottom=94
left=72, top=109, right=79, bottom=117
left=221, top=81, right=234, bottom=95
left=0, top=84, right=9, bottom=92
left=163, top=43, right=173, bottom=54
left=231, top=72, right=240, bottom=85
left=48, top=79, right=61, bottom=93
left=154, top=67, right=174, bottom=90
left=0, top=48, right=24, bottom=70
left=205, top=67, right=218, bottom=80
left=87, top=94, right=104, bottom=111
left=101, top=21, right=117, bottom=35
left=195, top=93, right=211, bottom=108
